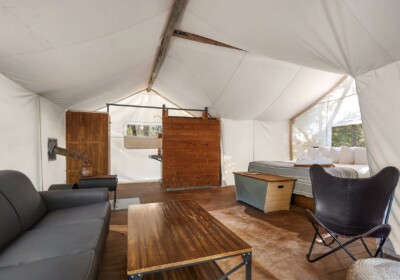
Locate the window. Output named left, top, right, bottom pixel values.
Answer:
left=125, top=124, right=162, bottom=137
left=331, top=124, right=365, bottom=147
left=291, top=77, right=365, bottom=159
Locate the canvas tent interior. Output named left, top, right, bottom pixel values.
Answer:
left=1, top=0, right=400, bottom=257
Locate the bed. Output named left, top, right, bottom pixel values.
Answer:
left=248, top=161, right=370, bottom=198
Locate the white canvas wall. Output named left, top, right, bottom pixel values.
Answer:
left=356, top=60, right=400, bottom=254
left=254, top=120, right=289, bottom=161
left=220, top=119, right=254, bottom=185
left=110, top=138, right=161, bottom=183
left=39, top=97, right=66, bottom=190
left=221, top=119, right=289, bottom=185
left=0, top=74, right=40, bottom=188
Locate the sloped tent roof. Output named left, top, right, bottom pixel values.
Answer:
left=0, top=0, right=348, bottom=118
left=1, top=1, right=399, bottom=116
left=2, top=0, right=400, bottom=253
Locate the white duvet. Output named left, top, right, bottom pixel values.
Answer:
left=334, top=164, right=370, bottom=178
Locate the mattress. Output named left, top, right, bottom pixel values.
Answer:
left=248, top=161, right=362, bottom=198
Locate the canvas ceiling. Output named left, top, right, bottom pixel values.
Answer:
left=5, top=0, right=396, bottom=119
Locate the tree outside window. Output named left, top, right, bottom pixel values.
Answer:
left=331, top=124, right=365, bottom=147
left=125, top=124, right=162, bottom=137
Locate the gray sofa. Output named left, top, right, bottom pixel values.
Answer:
left=0, top=170, right=111, bottom=280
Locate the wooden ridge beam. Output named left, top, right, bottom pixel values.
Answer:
left=172, top=30, right=244, bottom=51
left=147, top=0, right=188, bottom=92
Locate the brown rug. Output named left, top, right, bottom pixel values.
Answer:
left=210, top=205, right=325, bottom=280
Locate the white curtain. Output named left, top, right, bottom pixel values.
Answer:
left=292, top=77, right=362, bottom=159
left=356, top=60, right=400, bottom=254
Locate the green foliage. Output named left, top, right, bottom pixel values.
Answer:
left=332, top=124, right=365, bottom=147
left=126, top=124, right=162, bottom=137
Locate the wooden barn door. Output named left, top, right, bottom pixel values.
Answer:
left=66, top=111, right=109, bottom=183
left=162, top=115, right=220, bottom=189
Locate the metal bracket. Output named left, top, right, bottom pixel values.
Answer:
left=216, top=252, right=252, bottom=280
left=128, top=274, right=143, bottom=280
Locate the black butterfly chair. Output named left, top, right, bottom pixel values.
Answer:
left=306, top=164, right=399, bottom=262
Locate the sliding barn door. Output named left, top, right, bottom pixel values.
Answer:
left=162, top=116, right=221, bottom=189
left=66, top=111, right=110, bottom=183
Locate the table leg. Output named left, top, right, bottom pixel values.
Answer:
left=114, top=190, right=117, bottom=208
left=243, top=252, right=252, bottom=280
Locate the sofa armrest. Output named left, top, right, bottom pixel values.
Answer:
left=40, top=189, right=109, bottom=211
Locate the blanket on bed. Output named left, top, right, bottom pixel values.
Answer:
left=248, top=161, right=359, bottom=198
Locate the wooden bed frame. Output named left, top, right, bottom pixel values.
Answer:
left=292, top=194, right=314, bottom=210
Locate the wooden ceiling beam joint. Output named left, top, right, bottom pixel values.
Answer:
left=172, top=30, right=244, bottom=51
left=146, top=0, right=188, bottom=92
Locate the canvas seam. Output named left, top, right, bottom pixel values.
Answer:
left=0, top=6, right=172, bottom=59
left=255, top=67, right=303, bottom=120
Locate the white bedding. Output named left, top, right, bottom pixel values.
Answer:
left=334, top=164, right=370, bottom=178
left=248, top=161, right=370, bottom=197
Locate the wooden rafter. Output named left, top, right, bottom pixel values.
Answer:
left=147, top=0, right=188, bottom=92
left=172, top=30, right=244, bottom=51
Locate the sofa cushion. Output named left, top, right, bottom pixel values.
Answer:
left=0, top=250, right=99, bottom=280
left=0, top=194, right=21, bottom=250
left=40, top=189, right=109, bottom=211
left=33, top=202, right=109, bottom=229
left=0, top=219, right=106, bottom=267
left=0, top=170, right=47, bottom=231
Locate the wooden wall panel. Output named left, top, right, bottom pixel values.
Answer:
left=66, top=111, right=109, bottom=183
left=162, top=117, right=220, bottom=189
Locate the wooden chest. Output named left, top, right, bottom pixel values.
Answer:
left=234, top=172, right=295, bottom=213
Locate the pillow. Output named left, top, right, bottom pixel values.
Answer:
left=319, top=146, right=330, bottom=158
left=354, top=147, right=368, bottom=165
left=339, top=146, right=355, bottom=164
left=329, top=147, right=341, bottom=163
left=306, top=147, right=320, bottom=159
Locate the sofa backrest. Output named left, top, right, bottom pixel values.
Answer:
left=0, top=170, right=47, bottom=232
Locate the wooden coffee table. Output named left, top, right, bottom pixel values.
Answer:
left=127, top=201, right=252, bottom=279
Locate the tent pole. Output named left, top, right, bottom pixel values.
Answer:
left=107, top=103, right=206, bottom=113
left=289, top=119, right=294, bottom=160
